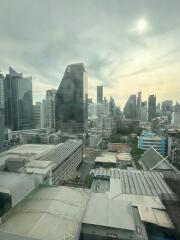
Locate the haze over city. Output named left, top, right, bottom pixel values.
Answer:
left=0, top=0, right=180, bottom=107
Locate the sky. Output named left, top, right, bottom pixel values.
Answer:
left=0, top=0, right=180, bottom=108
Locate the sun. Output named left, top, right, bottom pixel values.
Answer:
left=136, top=18, right=148, bottom=34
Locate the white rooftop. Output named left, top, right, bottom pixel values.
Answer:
left=26, top=160, right=52, bottom=169
left=0, top=186, right=89, bottom=240
left=116, top=152, right=132, bottom=161
left=7, top=144, right=56, bottom=155
left=95, top=153, right=117, bottom=164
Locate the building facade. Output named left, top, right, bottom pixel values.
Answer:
left=4, top=67, right=33, bottom=131
left=138, top=130, right=166, bottom=156
left=136, top=91, right=142, bottom=120
left=44, top=89, right=56, bottom=129
left=171, top=112, right=180, bottom=127
left=33, top=101, right=45, bottom=129
left=55, top=63, right=88, bottom=133
left=97, top=85, right=103, bottom=104
left=141, top=101, right=148, bottom=122
left=148, top=94, right=156, bottom=122
left=0, top=73, right=5, bottom=151
left=123, top=94, right=136, bottom=119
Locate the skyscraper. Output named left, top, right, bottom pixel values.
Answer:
left=136, top=91, right=142, bottom=120
left=44, top=89, right=56, bottom=129
left=148, top=94, right=156, bottom=122
left=123, top=94, right=136, bottom=119
left=161, top=100, right=173, bottom=114
left=141, top=101, right=148, bottom=122
left=33, top=101, right=45, bottom=129
left=0, top=73, right=5, bottom=151
left=109, top=96, right=116, bottom=117
left=55, top=63, right=88, bottom=133
left=4, top=67, right=33, bottom=131
left=97, top=85, right=103, bottom=104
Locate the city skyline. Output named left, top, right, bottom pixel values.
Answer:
left=0, top=0, right=180, bottom=107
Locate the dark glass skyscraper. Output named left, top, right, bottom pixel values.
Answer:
left=0, top=73, right=5, bottom=151
left=4, top=67, right=33, bottom=130
left=148, top=94, right=156, bottom=122
left=136, top=91, right=142, bottom=120
left=97, top=85, right=103, bottom=104
left=55, top=63, right=88, bottom=133
left=123, top=94, right=137, bottom=119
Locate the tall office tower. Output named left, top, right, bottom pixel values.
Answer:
left=44, top=89, right=56, bottom=129
left=123, top=94, right=136, bottom=119
left=88, top=103, right=97, bottom=118
left=174, top=102, right=180, bottom=112
left=97, top=103, right=104, bottom=118
left=55, top=63, right=88, bottom=133
left=161, top=100, right=173, bottom=114
left=103, top=97, right=110, bottom=116
left=4, top=67, right=33, bottom=130
left=141, top=101, right=148, bottom=122
left=97, top=85, right=103, bottom=104
left=88, top=98, right=93, bottom=104
left=0, top=73, right=5, bottom=151
left=148, top=94, right=156, bottom=122
left=171, top=112, right=180, bottom=127
left=136, top=91, right=142, bottom=120
left=33, top=101, right=45, bottom=129
left=109, top=96, right=116, bottom=117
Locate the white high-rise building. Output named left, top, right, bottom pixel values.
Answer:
left=97, top=103, right=104, bottom=117
left=171, top=112, right=180, bottom=127
left=33, top=101, right=45, bottom=129
left=141, top=101, right=148, bottom=122
left=88, top=103, right=97, bottom=118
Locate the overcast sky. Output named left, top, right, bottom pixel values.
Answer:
left=0, top=0, right=180, bottom=107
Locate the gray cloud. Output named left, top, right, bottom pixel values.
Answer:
left=0, top=0, right=180, bottom=103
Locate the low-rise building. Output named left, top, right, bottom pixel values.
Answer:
left=138, top=130, right=166, bottom=156
left=90, top=168, right=176, bottom=238
left=0, top=141, right=83, bottom=185
left=81, top=193, right=148, bottom=240
left=0, top=172, right=35, bottom=220
left=0, top=186, right=89, bottom=240
left=139, top=147, right=178, bottom=172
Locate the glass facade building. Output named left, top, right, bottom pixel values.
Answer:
left=0, top=73, right=5, bottom=151
left=55, top=63, right=88, bottom=133
left=123, top=94, right=137, bottom=119
left=148, top=94, right=156, bottom=122
left=44, top=89, right=56, bottom=129
left=4, top=67, right=33, bottom=131
left=97, top=85, right=103, bottom=104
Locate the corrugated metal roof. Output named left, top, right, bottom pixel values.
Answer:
left=91, top=168, right=175, bottom=199
left=39, top=140, right=82, bottom=168
left=82, top=193, right=136, bottom=231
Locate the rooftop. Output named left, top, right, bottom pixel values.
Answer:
left=139, top=147, right=178, bottom=172
left=82, top=192, right=135, bottom=231
left=95, top=152, right=117, bottom=164
left=91, top=168, right=175, bottom=199
left=0, top=186, right=89, bottom=240
left=6, top=144, right=55, bottom=156
left=39, top=140, right=82, bottom=168
left=26, top=160, right=52, bottom=169
left=117, top=152, right=132, bottom=161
